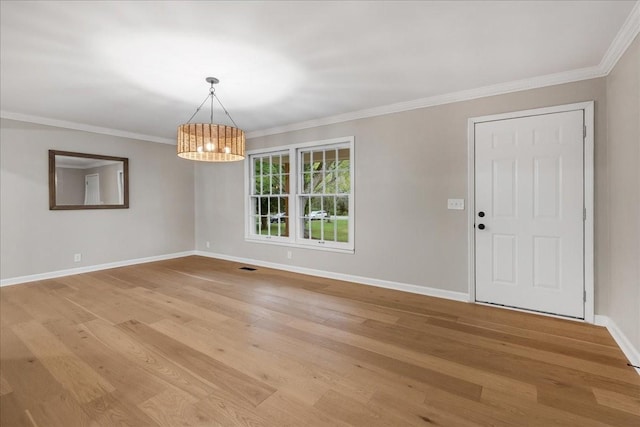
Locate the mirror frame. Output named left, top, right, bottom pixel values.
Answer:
left=49, top=150, right=129, bottom=210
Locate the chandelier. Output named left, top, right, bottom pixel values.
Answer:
left=177, top=77, right=245, bottom=162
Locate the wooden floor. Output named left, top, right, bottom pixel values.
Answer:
left=1, top=256, right=638, bottom=426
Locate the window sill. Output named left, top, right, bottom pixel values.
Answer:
left=245, top=237, right=355, bottom=254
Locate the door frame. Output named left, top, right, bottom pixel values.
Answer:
left=467, top=101, right=595, bottom=323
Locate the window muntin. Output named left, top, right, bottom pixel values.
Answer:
left=246, top=137, right=353, bottom=252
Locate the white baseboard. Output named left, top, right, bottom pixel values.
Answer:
left=0, top=251, right=197, bottom=287
left=595, top=315, right=640, bottom=375
left=194, top=250, right=470, bottom=303
left=1, top=250, right=469, bottom=303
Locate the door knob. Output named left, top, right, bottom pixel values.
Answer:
left=478, top=211, right=485, bottom=217
left=478, top=224, right=485, bottom=230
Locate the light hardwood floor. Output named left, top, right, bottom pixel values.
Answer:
left=1, top=256, right=638, bottom=426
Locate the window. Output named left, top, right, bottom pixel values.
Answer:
left=246, top=137, right=354, bottom=252
left=298, top=145, right=351, bottom=245
left=249, top=152, right=290, bottom=240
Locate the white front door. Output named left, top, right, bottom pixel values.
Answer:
left=474, top=109, right=585, bottom=318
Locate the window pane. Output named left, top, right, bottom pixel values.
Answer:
left=323, top=196, right=335, bottom=217
left=312, top=172, right=323, bottom=193
left=302, top=151, right=312, bottom=172
left=270, top=197, right=279, bottom=216
left=336, top=196, right=349, bottom=217
left=300, top=196, right=310, bottom=217
left=325, top=149, right=337, bottom=171
left=280, top=155, right=290, bottom=195
left=325, top=172, right=337, bottom=194
left=309, top=217, right=321, bottom=240
left=336, top=218, right=349, bottom=242
left=310, top=196, right=322, bottom=213
left=261, top=158, right=270, bottom=175
left=272, top=175, right=281, bottom=195
left=279, top=173, right=289, bottom=195
left=259, top=216, right=269, bottom=235
left=309, top=218, right=314, bottom=240
left=272, top=221, right=284, bottom=237
left=277, top=196, right=288, bottom=237
left=323, top=217, right=336, bottom=242
left=256, top=197, right=262, bottom=216
left=337, top=170, right=350, bottom=194
left=302, top=172, right=312, bottom=194
left=337, top=148, right=350, bottom=165
left=261, top=175, right=272, bottom=195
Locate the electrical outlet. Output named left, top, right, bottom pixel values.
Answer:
left=74, top=253, right=82, bottom=262
left=447, top=199, right=465, bottom=210
left=206, top=241, right=210, bottom=248
left=287, top=251, right=292, bottom=259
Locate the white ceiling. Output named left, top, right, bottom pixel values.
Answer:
left=0, top=1, right=637, bottom=142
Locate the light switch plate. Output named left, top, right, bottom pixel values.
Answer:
left=447, top=199, right=465, bottom=210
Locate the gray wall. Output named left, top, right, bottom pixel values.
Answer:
left=195, top=78, right=609, bottom=309
left=0, top=119, right=195, bottom=279
left=606, top=35, right=639, bottom=351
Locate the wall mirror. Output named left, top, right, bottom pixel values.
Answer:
left=49, top=150, right=129, bottom=210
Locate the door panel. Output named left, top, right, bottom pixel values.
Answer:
left=492, top=234, right=516, bottom=284
left=492, top=159, right=517, bottom=217
left=475, top=110, right=584, bottom=318
left=533, top=156, right=561, bottom=218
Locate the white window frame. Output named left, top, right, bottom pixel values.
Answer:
left=245, top=136, right=354, bottom=253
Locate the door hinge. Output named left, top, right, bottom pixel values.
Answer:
left=584, top=290, right=587, bottom=302
left=583, top=208, right=586, bottom=221
left=583, top=125, right=587, bottom=139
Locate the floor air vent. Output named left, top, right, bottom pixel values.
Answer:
left=239, top=267, right=257, bottom=271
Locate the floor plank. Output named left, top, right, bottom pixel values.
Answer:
left=10, top=321, right=115, bottom=404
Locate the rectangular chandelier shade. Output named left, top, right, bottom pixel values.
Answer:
left=177, top=123, right=245, bottom=162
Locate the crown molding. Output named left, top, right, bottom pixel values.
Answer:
left=246, top=65, right=604, bottom=139
left=0, top=110, right=175, bottom=145
left=599, top=0, right=640, bottom=74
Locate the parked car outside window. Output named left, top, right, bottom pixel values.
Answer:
left=308, top=210, right=328, bottom=220
left=270, top=212, right=287, bottom=223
